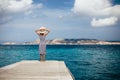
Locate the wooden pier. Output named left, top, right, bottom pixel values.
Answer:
left=0, top=60, right=74, bottom=80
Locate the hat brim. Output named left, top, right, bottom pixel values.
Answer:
left=39, top=27, right=47, bottom=30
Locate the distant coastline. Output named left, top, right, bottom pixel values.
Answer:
left=1, top=38, right=120, bottom=45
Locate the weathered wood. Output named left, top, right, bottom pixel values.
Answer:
left=0, top=60, right=74, bottom=80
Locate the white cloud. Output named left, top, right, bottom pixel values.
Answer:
left=24, top=3, right=43, bottom=16
left=0, top=0, right=43, bottom=24
left=24, top=10, right=33, bottom=15
left=72, top=0, right=112, bottom=16
left=8, top=0, right=32, bottom=12
left=0, top=0, right=32, bottom=24
left=91, top=17, right=118, bottom=27
left=108, top=5, right=120, bottom=17
left=33, top=3, right=43, bottom=9
left=0, top=0, right=33, bottom=13
left=72, top=0, right=120, bottom=27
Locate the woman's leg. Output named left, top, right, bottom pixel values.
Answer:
left=40, top=54, right=46, bottom=61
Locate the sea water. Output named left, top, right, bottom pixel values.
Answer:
left=0, top=45, right=120, bottom=80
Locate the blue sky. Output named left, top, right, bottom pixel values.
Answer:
left=0, top=0, right=120, bottom=42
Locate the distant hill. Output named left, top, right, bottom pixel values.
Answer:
left=1, top=38, right=120, bottom=45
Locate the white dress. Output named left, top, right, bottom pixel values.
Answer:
left=39, top=36, right=46, bottom=55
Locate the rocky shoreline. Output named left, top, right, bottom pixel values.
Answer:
left=1, top=39, right=120, bottom=45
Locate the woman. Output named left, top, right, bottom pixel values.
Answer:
left=35, top=27, right=50, bottom=61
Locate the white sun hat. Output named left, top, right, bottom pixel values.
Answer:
left=39, top=26, right=47, bottom=30
left=37, top=27, right=47, bottom=33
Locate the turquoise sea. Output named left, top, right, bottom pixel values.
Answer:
left=0, top=45, right=120, bottom=80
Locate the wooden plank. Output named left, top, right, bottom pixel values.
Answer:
left=0, top=60, right=74, bottom=80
